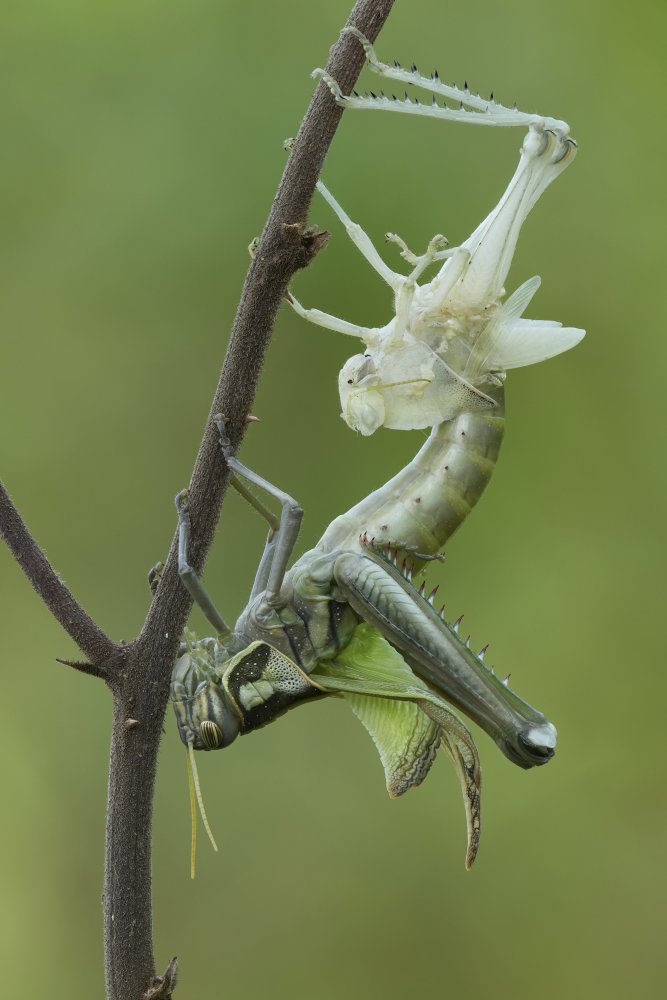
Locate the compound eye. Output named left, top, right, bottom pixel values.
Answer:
left=200, top=720, right=224, bottom=749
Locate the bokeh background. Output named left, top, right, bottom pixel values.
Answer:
left=1, top=1, right=665, bottom=996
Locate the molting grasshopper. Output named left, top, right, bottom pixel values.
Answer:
left=287, top=28, right=585, bottom=434
left=168, top=399, right=555, bottom=873
left=167, top=30, right=581, bottom=873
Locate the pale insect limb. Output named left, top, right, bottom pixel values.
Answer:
left=176, top=489, right=231, bottom=639
left=390, top=233, right=457, bottom=329
left=315, top=178, right=403, bottom=290
left=384, top=231, right=450, bottom=269
left=187, top=742, right=219, bottom=878
left=283, top=137, right=402, bottom=290
left=313, top=27, right=569, bottom=135
left=285, top=290, right=376, bottom=339
left=214, top=414, right=303, bottom=605
left=421, top=245, right=471, bottom=303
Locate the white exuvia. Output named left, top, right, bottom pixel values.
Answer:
left=287, top=31, right=585, bottom=434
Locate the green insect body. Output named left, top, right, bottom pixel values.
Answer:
left=318, top=377, right=504, bottom=566
left=169, top=395, right=552, bottom=870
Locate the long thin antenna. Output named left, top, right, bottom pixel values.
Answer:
left=187, top=743, right=219, bottom=870
left=186, top=746, right=198, bottom=879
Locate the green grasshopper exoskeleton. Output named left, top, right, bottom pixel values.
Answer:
left=168, top=403, right=555, bottom=873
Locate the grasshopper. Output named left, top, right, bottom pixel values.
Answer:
left=287, top=28, right=584, bottom=434
left=169, top=400, right=555, bottom=872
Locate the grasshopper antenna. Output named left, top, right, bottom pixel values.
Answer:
left=186, top=743, right=218, bottom=879
left=186, top=745, right=198, bottom=879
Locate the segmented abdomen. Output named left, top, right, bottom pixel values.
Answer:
left=317, top=384, right=504, bottom=563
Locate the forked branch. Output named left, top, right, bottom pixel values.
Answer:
left=0, top=482, right=117, bottom=668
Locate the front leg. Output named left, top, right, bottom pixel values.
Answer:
left=285, top=290, right=376, bottom=340
left=315, top=178, right=403, bottom=290
left=215, top=415, right=303, bottom=605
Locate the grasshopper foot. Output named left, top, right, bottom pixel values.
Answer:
left=148, top=561, right=164, bottom=596
left=175, top=488, right=191, bottom=518
left=213, top=413, right=234, bottom=460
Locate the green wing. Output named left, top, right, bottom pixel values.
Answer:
left=345, top=693, right=440, bottom=798
left=313, top=623, right=481, bottom=868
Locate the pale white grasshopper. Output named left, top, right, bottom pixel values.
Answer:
left=287, top=28, right=585, bottom=434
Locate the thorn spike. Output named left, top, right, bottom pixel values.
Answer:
left=478, top=644, right=489, bottom=661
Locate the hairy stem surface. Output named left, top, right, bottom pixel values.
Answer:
left=103, top=3, right=396, bottom=997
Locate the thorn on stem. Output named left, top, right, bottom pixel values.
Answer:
left=142, top=956, right=179, bottom=1000
left=55, top=656, right=106, bottom=680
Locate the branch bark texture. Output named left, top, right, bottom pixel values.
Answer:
left=0, top=3, right=396, bottom=995
left=102, top=2, right=396, bottom=998
left=0, top=482, right=117, bottom=665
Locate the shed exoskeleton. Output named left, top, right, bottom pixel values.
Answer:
left=286, top=28, right=584, bottom=434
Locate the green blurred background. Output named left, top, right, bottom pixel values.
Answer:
left=1, top=1, right=665, bottom=996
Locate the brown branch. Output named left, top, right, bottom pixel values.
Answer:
left=102, top=3, right=396, bottom=999
left=0, top=481, right=117, bottom=667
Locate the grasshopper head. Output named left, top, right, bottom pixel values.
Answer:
left=171, top=637, right=323, bottom=751
left=171, top=639, right=242, bottom=751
